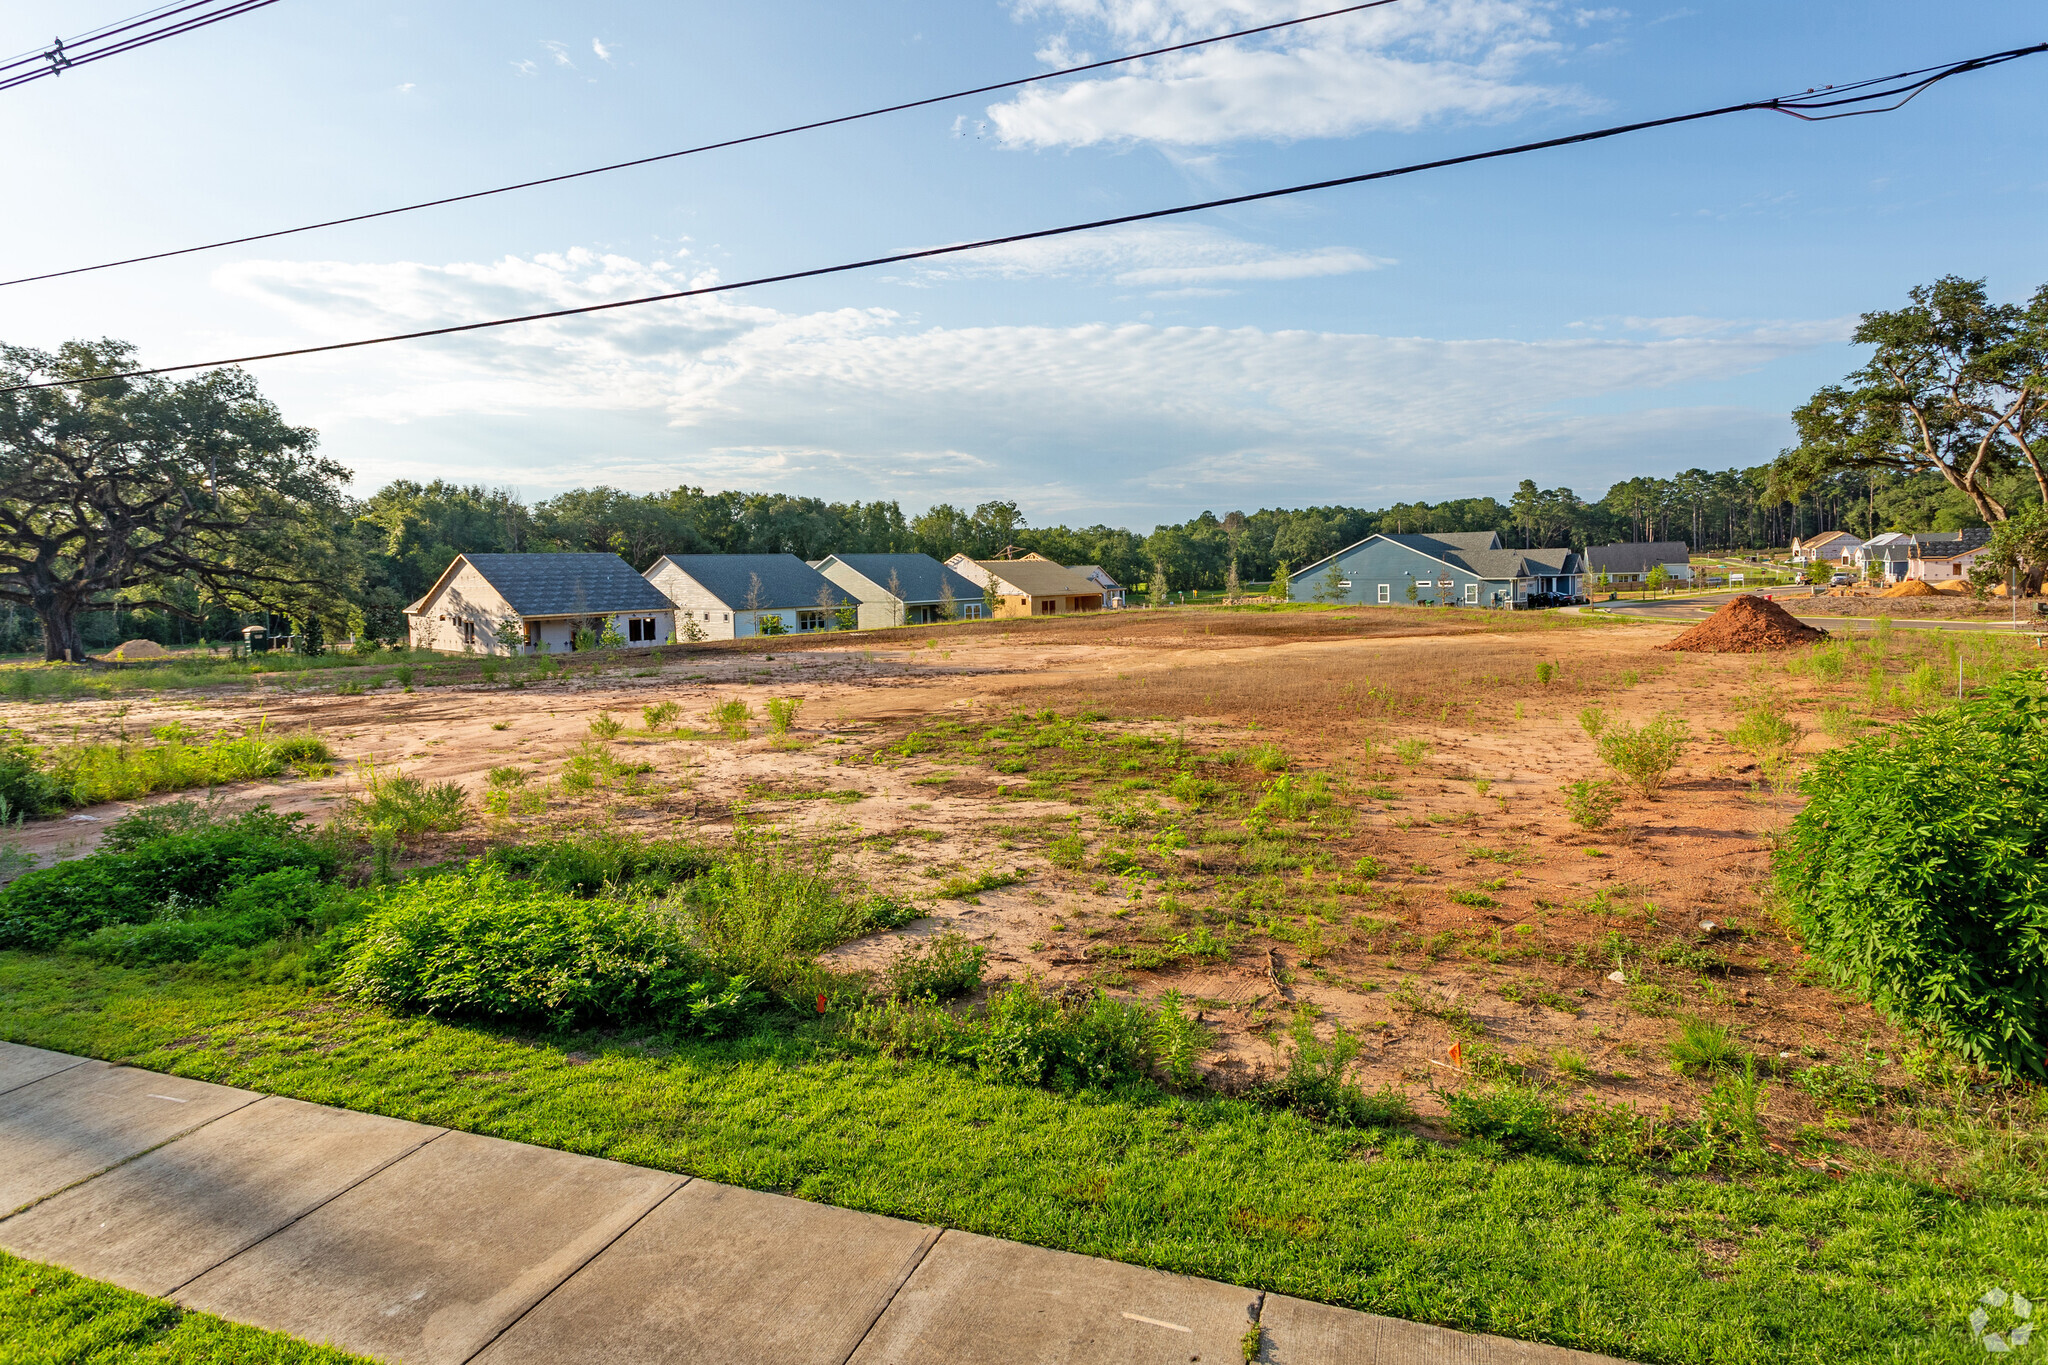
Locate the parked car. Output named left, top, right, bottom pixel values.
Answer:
left=1829, top=573, right=1854, bottom=586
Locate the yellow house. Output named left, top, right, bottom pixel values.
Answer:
left=944, top=555, right=1106, bottom=618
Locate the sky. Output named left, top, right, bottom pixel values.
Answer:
left=1, top=0, right=2043, bottom=528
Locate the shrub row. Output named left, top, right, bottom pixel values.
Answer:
left=0, top=807, right=338, bottom=950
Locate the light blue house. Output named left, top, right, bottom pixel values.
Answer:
left=1286, top=532, right=1584, bottom=610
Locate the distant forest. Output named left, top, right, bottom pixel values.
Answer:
left=8, top=458, right=2011, bottom=656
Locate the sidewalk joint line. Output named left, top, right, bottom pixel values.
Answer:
left=834, top=1223, right=945, bottom=1365
left=0, top=1053, right=88, bottom=1099
left=160, top=1115, right=451, bottom=1299
left=453, top=1175, right=693, bottom=1365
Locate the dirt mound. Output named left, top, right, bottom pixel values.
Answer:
left=1657, top=595, right=1827, bottom=653
left=105, top=638, right=168, bottom=660
left=1881, top=579, right=1937, bottom=597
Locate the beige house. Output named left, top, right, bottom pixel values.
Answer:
left=405, top=553, right=677, bottom=654
left=643, top=553, right=855, bottom=640
left=1790, top=530, right=1863, bottom=566
left=814, top=553, right=988, bottom=628
left=944, top=555, right=1105, bottom=617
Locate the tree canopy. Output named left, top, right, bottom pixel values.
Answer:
left=0, top=340, right=343, bottom=660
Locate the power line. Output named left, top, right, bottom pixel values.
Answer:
left=0, top=0, right=285, bottom=92
left=6, top=40, right=2041, bottom=396
left=0, top=0, right=1404, bottom=288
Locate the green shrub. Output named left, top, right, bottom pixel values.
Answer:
left=765, top=697, right=803, bottom=735
left=642, top=701, right=681, bottom=731
left=1535, top=662, right=1556, bottom=684
left=484, top=832, right=717, bottom=898
left=336, top=768, right=469, bottom=838
left=882, top=931, right=986, bottom=1000
left=1729, top=694, right=1802, bottom=758
left=1262, top=1011, right=1413, bottom=1126
left=1777, top=669, right=2048, bottom=1078
left=1440, top=1083, right=1566, bottom=1154
left=485, top=765, right=527, bottom=788
left=0, top=810, right=337, bottom=949
left=0, top=732, right=64, bottom=817
left=588, top=712, right=624, bottom=740
left=75, top=868, right=348, bottom=966
left=16, top=727, right=335, bottom=809
left=679, top=833, right=917, bottom=985
left=1596, top=715, right=1689, bottom=798
left=336, top=863, right=757, bottom=1031
left=1248, top=742, right=1288, bottom=773
left=710, top=700, right=751, bottom=739
left=1577, top=706, right=1607, bottom=741
left=1560, top=777, right=1621, bottom=830
left=981, top=982, right=1151, bottom=1089
left=1393, top=738, right=1428, bottom=765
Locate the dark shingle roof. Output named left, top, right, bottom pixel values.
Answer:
left=1583, top=542, right=1691, bottom=576
left=458, top=553, right=676, bottom=617
left=1389, top=531, right=1502, bottom=555
left=821, top=554, right=984, bottom=605
left=650, top=554, right=853, bottom=610
left=1911, top=528, right=1993, bottom=556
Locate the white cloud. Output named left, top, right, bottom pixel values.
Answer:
left=591, top=37, right=614, bottom=63
left=215, top=247, right=1823, bottom=519
left=987, top=0, right=1606, bottom=147
left=510, top=59, right=538, bottom=76
left=541, top=40, right=574, bottom=68
left=906, top=223, right=1391, bottom=290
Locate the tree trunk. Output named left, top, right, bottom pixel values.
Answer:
left=38, top=598, right=86, bottom=662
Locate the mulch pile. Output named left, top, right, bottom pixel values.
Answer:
left=104, top=638, right=169, bottom=660
left=1881, top=579, right=1938, bottom=598
left=1657, top=595, right=1828, bottom=653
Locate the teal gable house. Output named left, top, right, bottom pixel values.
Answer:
left=1286, top=532, right=1585, bottom=610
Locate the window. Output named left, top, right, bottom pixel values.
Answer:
left=959, top=603, right=983, bottom=620
left=1464, top=582, right=1478, bottom=604
left=461, top=619, right=476, bottom=647
left=797, top=609, right=830, bottom=632
left=1039, top=599, right=1055, bottom=615
left=626, top=616, right=656, bottom=642
left=1377, top=583, right=1390, bottom=604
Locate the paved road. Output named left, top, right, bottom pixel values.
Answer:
left=1594, top=589, right=2048, bottom=637
left=0, top=1041, right=1620, bottom=1365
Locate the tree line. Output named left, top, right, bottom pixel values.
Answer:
left=4, top=273, right=2044, bottom=659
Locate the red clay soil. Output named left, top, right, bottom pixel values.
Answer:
left=1658, top=594, right=1828, bottom=653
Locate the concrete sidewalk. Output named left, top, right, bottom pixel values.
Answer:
left=0, top=1042, right=1623, bottom=1365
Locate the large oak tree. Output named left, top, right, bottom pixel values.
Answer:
left=0, top=339, right=344, bottom=661
left=1773, top=276, right=2048, bottom=524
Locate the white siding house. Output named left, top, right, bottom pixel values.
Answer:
left=404, top=553, right=676, bottom=654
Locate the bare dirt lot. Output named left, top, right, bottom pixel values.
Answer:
left=0, top=605, right=1956, bottom=1171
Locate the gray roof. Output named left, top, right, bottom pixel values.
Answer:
left=649, top=554, right=853, bottom=610
left=821, top=554, right=984, bottom=606
left=453, top=553, right=676, bottom=617
left=1388, top=531, right=1502, bottom=555
left=1584, top=541, right=1691, bottom=576
left=1911, top=528, right=1993, bottom=555
left=1070, top=564, right=1121, bottom=588
left=1304, top=532, right=1576, bottom=583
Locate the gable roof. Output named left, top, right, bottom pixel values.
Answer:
left=1583, top=541, right=1691, bottom=576
left=1298, top=532, right=1577, bottom=583
left=412, top=553, right=676, bottom=618
left=647, top=553, right=854, bottom=610
left=819, top=554, right=984, bottom=605
left=956, top=557, right=1104, bottom=598
left=1070, top=565, right=1121, bottom=588
left=1798, top=529, right=1861, bottom=549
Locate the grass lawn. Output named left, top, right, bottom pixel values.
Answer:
left=0, top=1249, right=372, bottom=1364
left=2, top=955, right=2039, bottom=1364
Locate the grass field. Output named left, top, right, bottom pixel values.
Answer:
left=0, top=1249, right=372, bottom=1364
left=1, top=954, right=2041, bottom=1365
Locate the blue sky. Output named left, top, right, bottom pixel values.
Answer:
left=2, top=0, right=2043, bottom=526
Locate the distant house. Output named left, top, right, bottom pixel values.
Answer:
left=1790, top=530, right=1863, bottom=566
left=1583, top=541, right=1694, bottom=587
left=1068, top=565, right=1126, bottom=609
left=1287, top=532, right=1582, bottom=609
left=814, top=553, right=989, bottom=627
left=1854, top=531, right=1914, bottom=582
left=643, top=553, right=855, bottom=639
left=405, top=553, right=676, bottom=654
left=944, top=556, right=1106, bottom=617
left=1904, top=528, right=1994, bottom=583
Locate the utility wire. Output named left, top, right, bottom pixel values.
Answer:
left=0, top=0, right=284, bottom=92
left=0, top=0, right=215, bottom=69
left=6, top=40, right=2041, bottom=395
left=0, top=0, right=1404, bottom=288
